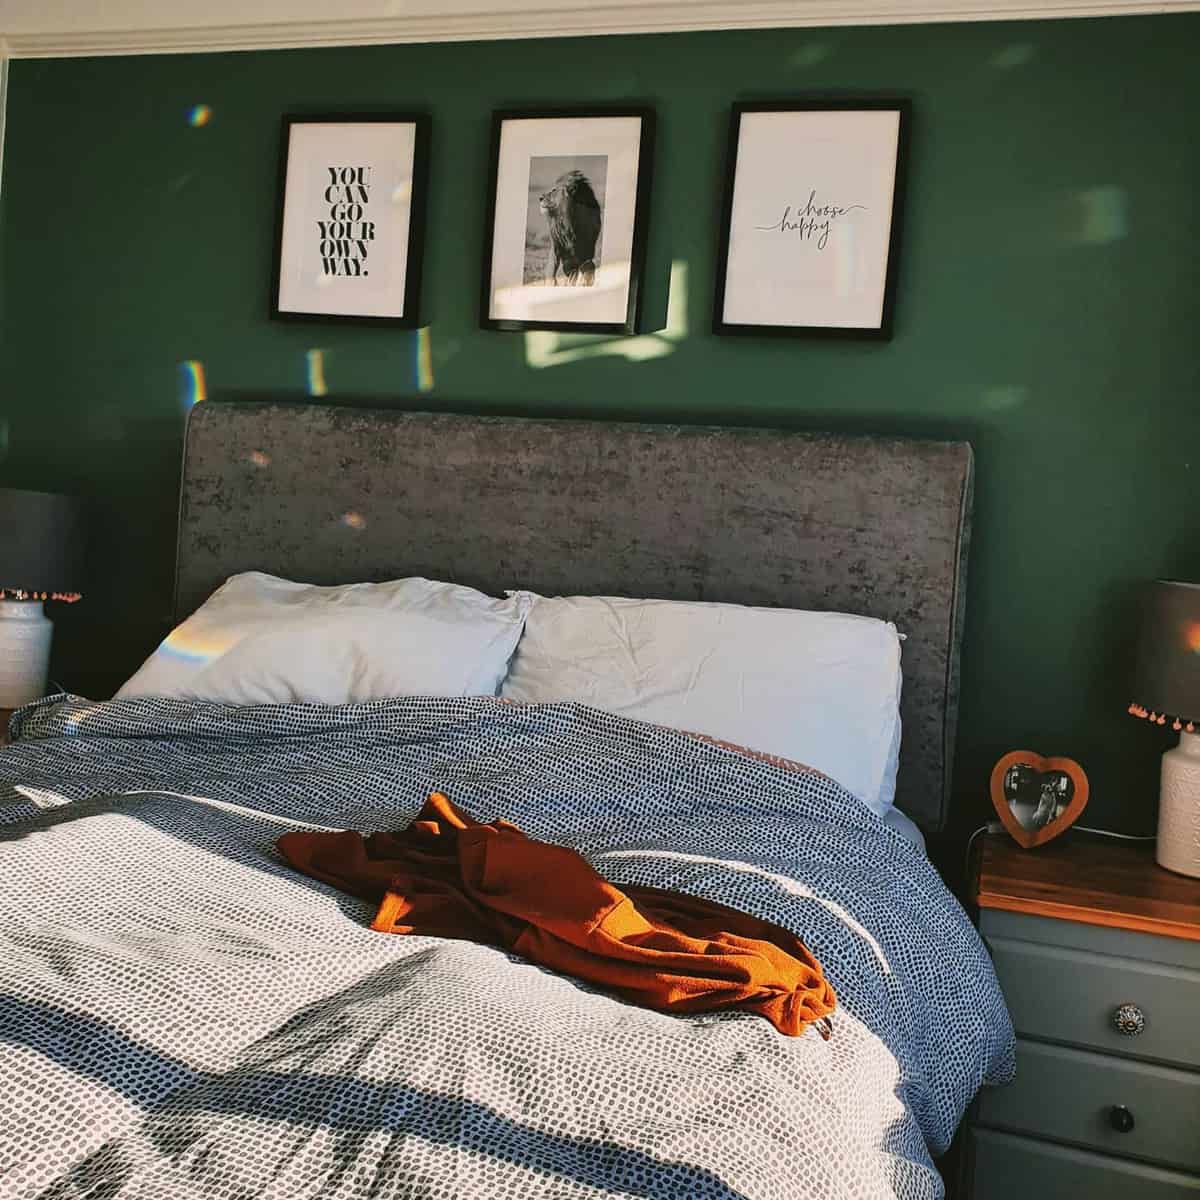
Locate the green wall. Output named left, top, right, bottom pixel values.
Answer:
left=2, top=16, right=1197, bottom=849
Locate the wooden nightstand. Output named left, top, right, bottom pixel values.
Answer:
left=964, top=833, right=1200, bottom=1198
left=0, top=707, right=13, bottom=746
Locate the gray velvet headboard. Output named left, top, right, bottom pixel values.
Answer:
left=175, top=401, right=973, bottom=832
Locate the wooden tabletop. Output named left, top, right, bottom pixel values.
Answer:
left=974, top=832, right=1200, bottom=942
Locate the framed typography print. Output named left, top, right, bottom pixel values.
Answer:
left=480, top=108, right=655, bottom=334
left=714, top=100, right=910, bottom=340
left=271, top=113, right=430, bottom=326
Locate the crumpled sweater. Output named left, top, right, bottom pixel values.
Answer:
left=276, top=791, right=836, bottom=1038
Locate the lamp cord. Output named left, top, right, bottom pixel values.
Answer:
left=1073, top=826, right=1157, bottom=841
left=963, top=822, right=1156, bottom=887
left=963, top=822, right=997, bottom=884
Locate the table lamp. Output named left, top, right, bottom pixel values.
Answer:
left=0, top=488, right=85, bottom=707
left=1128, top=578, right=1200, bottom=878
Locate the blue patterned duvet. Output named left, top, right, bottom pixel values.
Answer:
left=0, top=695, right=1013, bottom=1200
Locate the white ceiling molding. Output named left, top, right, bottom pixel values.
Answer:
left=0, top=0, right=1197, bottom=57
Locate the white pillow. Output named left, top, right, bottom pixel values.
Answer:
left=499, top=592, right=902, bottom=817
left=117, top=572, right=532, bottom=706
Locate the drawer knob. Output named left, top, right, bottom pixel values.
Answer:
left=1108, top=1105, right=1135, bottom=1133
left=1112, top=1003, right=1146, bottom=1037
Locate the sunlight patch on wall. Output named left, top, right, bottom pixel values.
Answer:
left=524, top=259, right=689, bottom=370
left=790, top=42, right=833, bottom=67
left=306, top=348, right=328, bottom=397
left=1064, top=186, right=1128, bottom=246
left=187, top=104, right=213, bottom=127
left=981, top=386, right=1028, bottom=412
left=415, top=327, right=434, bottom=393
left=991, top=43, right=1036, bottom=69
left=180, top=360, right=207, bottom=407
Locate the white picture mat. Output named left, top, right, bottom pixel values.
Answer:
left=722, top=109, right=900, bottom=330
left=277, top=122, right=417, bottom=319
left=488, top=116, right=643, bottom=325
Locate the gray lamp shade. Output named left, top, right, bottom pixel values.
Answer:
left=1130, top=579, right=1200, bottom=727
left=0, top=488, right=86, bottom=597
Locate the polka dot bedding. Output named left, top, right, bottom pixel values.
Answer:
left=0, top=695, right=1014, bottom=1200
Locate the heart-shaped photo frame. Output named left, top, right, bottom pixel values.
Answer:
left=989, top=750, right=1090, bottom=849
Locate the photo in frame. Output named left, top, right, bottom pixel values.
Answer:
left=480, top=108, right=655, bottom=334
left=271, top=113, right=430, bottom=326
left=714, top=101, right=910, bottom=339
left=989, top=749, right=1090, bottom=849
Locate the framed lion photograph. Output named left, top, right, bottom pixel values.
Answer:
left=480, top=108, right=655, bottom=334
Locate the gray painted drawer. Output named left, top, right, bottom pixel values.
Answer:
left=977, top=1038, right=1200, bottom=1172
left=987, top=935, right=1200, bottom=1069
left=969, top=1128, right=1200, bottom=1199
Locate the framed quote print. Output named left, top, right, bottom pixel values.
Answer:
left=271, top=113, right=431, bottom=326
left=713, top=100, right=910, bottom=339
left=480, top=108, right=655, bottom=334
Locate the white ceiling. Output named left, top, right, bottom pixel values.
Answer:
left=0, top=0, right=1197, bottom=57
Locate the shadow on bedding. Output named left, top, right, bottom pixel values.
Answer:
left=0, top=770, right=995, bottom=1184
left=2, top=994, right=753, bottom=1200
left=0, top=791, right=383, bottom=929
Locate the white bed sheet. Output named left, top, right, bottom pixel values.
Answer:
left=885, top=806, right=927, bottom=852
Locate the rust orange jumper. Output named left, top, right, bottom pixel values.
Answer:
left=276, top=792, right=836, bottom=1038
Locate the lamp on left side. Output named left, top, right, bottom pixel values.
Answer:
left=0, top=488, right=85, bottom=707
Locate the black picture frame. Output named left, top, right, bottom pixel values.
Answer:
left=270, top=112, right=431, bottom=327
left=713, top=99, right=911, bottom=341
left=479, top=106, right=656, bottom=335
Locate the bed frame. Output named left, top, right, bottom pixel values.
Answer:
left=174, top=401, right=973, bottom=833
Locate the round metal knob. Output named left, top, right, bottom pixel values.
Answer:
left=1109, top=1105, right=1135, bottom=1133
left=1112, top=1003, right=1146, bottom=1037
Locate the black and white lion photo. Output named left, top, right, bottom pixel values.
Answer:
left=524, top=155, right=606, bottom=287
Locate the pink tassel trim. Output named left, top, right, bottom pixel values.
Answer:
left=0, top=588, right=82, bottom=603
left=1128, top=702, right=1196, bottom=732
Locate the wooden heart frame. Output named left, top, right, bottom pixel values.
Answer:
left=989, top=750, right=1090, bottom=849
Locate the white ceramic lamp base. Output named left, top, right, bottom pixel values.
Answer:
left=0, top=599, right=53, bottom=707
left=1156, top=730, right=1200, bottom=879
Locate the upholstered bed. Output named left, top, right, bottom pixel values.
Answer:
left=174, top=402, right=973, bottom=833
left=0, top=402, right=1012, bottom=1200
